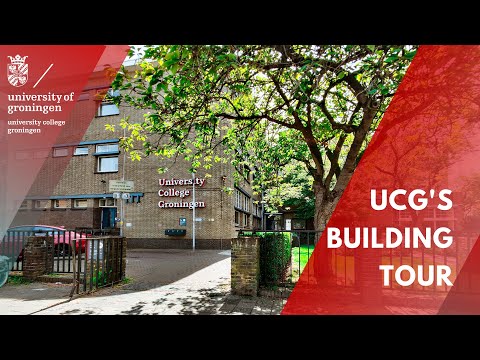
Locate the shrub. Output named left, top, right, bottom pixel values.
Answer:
left=256, top=232, right=292, bottom=286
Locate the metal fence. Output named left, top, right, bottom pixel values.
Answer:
left=71, top=237, right=125, bottom=294
left=332, top=232, right=479, bottom=293
left=240, top=229, right=479, bottom=293
left=1, top=229, right=85, bottom=273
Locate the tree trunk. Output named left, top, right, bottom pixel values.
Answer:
left=312, top=179, right=343, bottom=280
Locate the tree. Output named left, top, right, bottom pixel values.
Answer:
left=262, top=160, right=315, bottom=221
left=109, top=45, right=417, bottom=231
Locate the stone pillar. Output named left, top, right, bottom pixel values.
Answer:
left=231, top=236, right=260, bottom=296
left=23, top=236, right=54, bottom=281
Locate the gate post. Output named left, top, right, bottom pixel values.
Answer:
left=231, top=236, right=260, bottom=296
left=23, top=236, right=54, bottom=281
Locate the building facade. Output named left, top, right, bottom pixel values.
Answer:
left=13, top=75, right=262, bottom=249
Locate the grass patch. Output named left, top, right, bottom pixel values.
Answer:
left=121, top=277, right=132, bottom=284
left=7, top=275, right=32, bottom=285
left=291, top=245, right=315, bottom=281
left=45, top=273, right=62, bottom=278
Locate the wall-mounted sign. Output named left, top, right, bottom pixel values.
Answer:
left=159, top=178, right=206, bottom=187
left=109, top=180, right=134, bottom=192
left=157, top=177, right=206, bottom=210
left=158, top=200, right=205, bottom=209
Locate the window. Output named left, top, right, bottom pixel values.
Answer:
left=34, top=200, right=49, bottom=210
left=98, top=103, right=120, bottom=116
left=53, top=147, right=69, bottom=157
left=97, top=89, right=120, bottom=116
left=34, top=149, right=49, bottom=159
left=19, top=200, right=28, bottom=210
left=53, top=199, right=70, bottom=209
left=435, top=209, right=452, bottom=218
left=74, top=146, right=89, bottom=156
left=235, top=190, right=241, bottom=208
left=99, top=198, right=116, bottom=207
left=243, top=196, right=250, bottom=212
left=74, top=199, right=88, bottom=208
left=292, top=219, right=306, bottom=230
left=235, top=211, right=240, bottom=226
left=96, top=144, right=119, bottom=153
left=243, top=213, right=249, bottom=227
left=399, top=211, right=412, bottom=219
left=423, top=208, right=435, bottom=219
left=15, top=151, right=31, bottom=160
left=97, top=156, right=118, bottom=172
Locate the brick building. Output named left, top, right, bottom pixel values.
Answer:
left=13, top=69, right=263, bottom=249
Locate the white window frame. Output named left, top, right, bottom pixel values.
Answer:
left=34, top=200, right=50, bottom=209
left=99, top=198, right=117, bottom=207
left=73, top=199, right=88, bottom=208
left=53, top=147, right=69, bottom=157
left=97, top=89, right=120, bottom=117
left=15, top=151, right=31, bottom=160
left=98, top=102, right=120, bottom=116
left=53, top=199, right=70, bottom=209
left=97, top=156, right=119, bottom=173
left=34, top=149, right=49, bottom=159
left=74, top=146, right=89, bottom=156
left=19, top=200, right=28, bottom=210
left=96, top=144, right=119, bottom=153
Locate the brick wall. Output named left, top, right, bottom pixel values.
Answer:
left=231, top=236, right=260, bottom=296
left=23, top=236, right=54, bottom=280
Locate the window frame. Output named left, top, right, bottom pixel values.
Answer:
left=99, top=198, right=117, bottom=207
left=74, top=146, right=89, bottom=156
left=97, top=89, right=120, bottom=117
left=96, top=143, right=119, bottom=153
left=53, top=147, right=69, bottom=158
left=53, top=199, right=70, bottom=209
left=34, top=199, right=50, bottom=210
left=73, top=199, right=88, bottom=209
left=97, top=155, right=119, bottom=173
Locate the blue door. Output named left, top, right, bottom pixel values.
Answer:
left=101, top=208, right=117, bottom=229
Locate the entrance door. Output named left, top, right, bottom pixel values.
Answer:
left=101, top=207, right=117, bottom=229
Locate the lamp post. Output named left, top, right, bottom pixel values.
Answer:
left=192, top=172, right=196, bottom=251
left=120, top=127, right=126, bottom=238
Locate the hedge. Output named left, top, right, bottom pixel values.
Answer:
left=241, top=231, right=292, bottom=286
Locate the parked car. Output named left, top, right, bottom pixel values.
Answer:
left=4, top=225, right=89, bottom=259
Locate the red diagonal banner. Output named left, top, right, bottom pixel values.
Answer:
left=0, top=45, right=129, bottom=241
left=283, top=45, right=480, bottom=315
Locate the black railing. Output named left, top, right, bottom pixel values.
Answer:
left=71, top=237, right=125, bottom=294
left=0, top=229, right=93, bottom=273
left=243, top=229, right=480, bottom=294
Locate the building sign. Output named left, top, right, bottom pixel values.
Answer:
left=109, top=180, right=134, bottom=192
left=157, top=177, right=206, bottom=209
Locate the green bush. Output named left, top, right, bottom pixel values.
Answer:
left=255, top=232, right=292, bottom=286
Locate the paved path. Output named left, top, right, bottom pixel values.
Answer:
left=0, top=249, right=284, bottom=315
left=0, top=282, right=71, bottom=315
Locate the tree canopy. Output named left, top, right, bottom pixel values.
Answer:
left=109, top=45, right=417, bottom=229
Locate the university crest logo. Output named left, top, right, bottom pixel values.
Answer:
left=7, top=55, right=28, bottom=87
